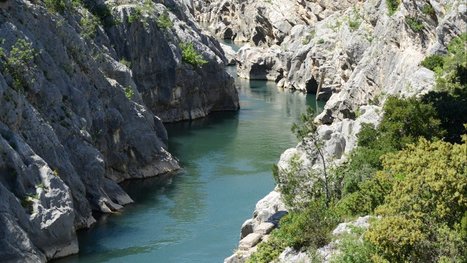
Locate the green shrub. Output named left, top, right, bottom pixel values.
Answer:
left=421, top=54, right=444, bottom=71
left=127, top=0, right=153, bottom=28
left=348, top=17, right=361, bottom=31
left=246, top=235, right=285, bottom=263
left=180, top=42, right=208, bottom=66
left=44, top=0, right=67, bottom=14
left=21, top=193, right=38, bottom=214
left=0, top=38, right=38, bottom=91
left=347, top=6, right=362, bottom=31
left=128, top=8, right=143, bottom=24
left=405, top=16, right=424, bottom=32
left=422, top=4, right=435, bottom=17
left=385, top=0, right=400, bottom=16
left=119, top=58, right=131, bottom=68
left=248, top=201, right=340, bottom=263
left=125, top=86, right=134, bottom=99
left=272, top=156, right=304, bottom=208
left=334, top=162, right=377, bottom=197
left=331, top=228, right=378, bottom=263
left=302, top=35, right=312, bottom=45
left=157, top=11, right=172, bottom=29
left=366, top=138, right=467, bottom=262
left=349, top=20, right=360, bottom=31
left=80, top=13, right=100, bottom=39
left=336, top=173, right=391, bottom=217
left=377, top=96, right=444, bottom=149
left=291, top=106, right=317, bottom=140
left=435, top=33, right=467, bottom=93
left=278, top=201, right=340, bottom=249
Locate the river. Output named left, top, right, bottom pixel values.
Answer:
left=56, top=61, right=322, bottom=263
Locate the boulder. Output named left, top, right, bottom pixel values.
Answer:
left=238, top=233, right=262, bottom=250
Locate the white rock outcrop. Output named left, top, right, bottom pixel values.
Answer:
left=225, top=189, right=287, bottom=263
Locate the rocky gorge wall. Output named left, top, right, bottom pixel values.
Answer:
left=0, top=0, right=238, bottom=262
left=195, top=0, right=466, bottom=103
left=208, top=0, right=466, bottom=262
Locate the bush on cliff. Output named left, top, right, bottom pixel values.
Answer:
left=385, top=0, right=400, bottom=16
left=0, top=38, right=38, bottom=91
left=180, top=42, right=208, bottom=67
left=247, top=200, right=340, bottom=263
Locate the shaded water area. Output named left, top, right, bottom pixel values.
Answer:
left=57, top=65, right=323, bottom=262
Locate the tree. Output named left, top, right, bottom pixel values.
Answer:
left=291, top=107, right=331, bottom=207
left=366, top=137, right=467, bottom=262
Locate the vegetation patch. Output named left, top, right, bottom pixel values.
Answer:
left=385, top=0, right=400, bottom=16
left=180, top=42, right=208, bottom=67
left=406, top=16, right=424, bottom=32
left=432, top=33, right=467, bottom=93
left=248, top=201, right=340, bottom=263
left=422, top=3, right=436, bottom=17
left=80, top=13, right=100, bottom=39
left=0, top=38, right=38, bottom=92
left=125, top=86, right=135, bottom=99
left=157, top=11, right=173, bottom=29
left=119, top=58, right=131, bottom=68
left=44, top=0, right=82, bottom=14
left=127, top=0, right=154, bottom=29
left=421, top=54, right=444, bottom=71
left=44, top=0, right=68, bottom=14
left=347, top=6, right=361, bottom=31
left=249, top=33, right=467, bottom=259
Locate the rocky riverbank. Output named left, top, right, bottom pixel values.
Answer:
left=0, top=0, right=238, bottom=261
left=214, top=0, right=466, bottom=261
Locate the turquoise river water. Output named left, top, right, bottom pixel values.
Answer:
left=56, top=65, right=322, bottom=263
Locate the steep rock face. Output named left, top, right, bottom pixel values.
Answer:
left=108, top=0, right=239, bottom=122
left=0, top=0, right=238, bottom=261
left=197, top=0, right=465, bottom=106
left=317, top=0, right=467, bottom=123
left=194, top=0, right=354, bottom=46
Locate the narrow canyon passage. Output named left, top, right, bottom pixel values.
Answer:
left=54, top=65, right=323, bottom=263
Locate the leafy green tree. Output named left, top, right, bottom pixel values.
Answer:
left=435, top=33, right=467, bottom=93
left=422, top=88, right=467, bottom=143
left=366, top=138, right=467, bottom=262
left=377, top=96, right=444, bottom=149
left=291, top=106, right=331, bottom=207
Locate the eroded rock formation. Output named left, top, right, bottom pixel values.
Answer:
left=196, top=0, right=466, bottom=105
left=0, top=0, right=238, bottom=261
left=219, top=0, right=466, bottom=262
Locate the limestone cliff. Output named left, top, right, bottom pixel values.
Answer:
left=215, top=0, right=466, bottom=262
left=0, top=0, right=238, bottom=261
left=196, top=0, right=465, bottom=104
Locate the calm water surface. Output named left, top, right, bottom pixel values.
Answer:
left=57, top=66, right=322, bottom=263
